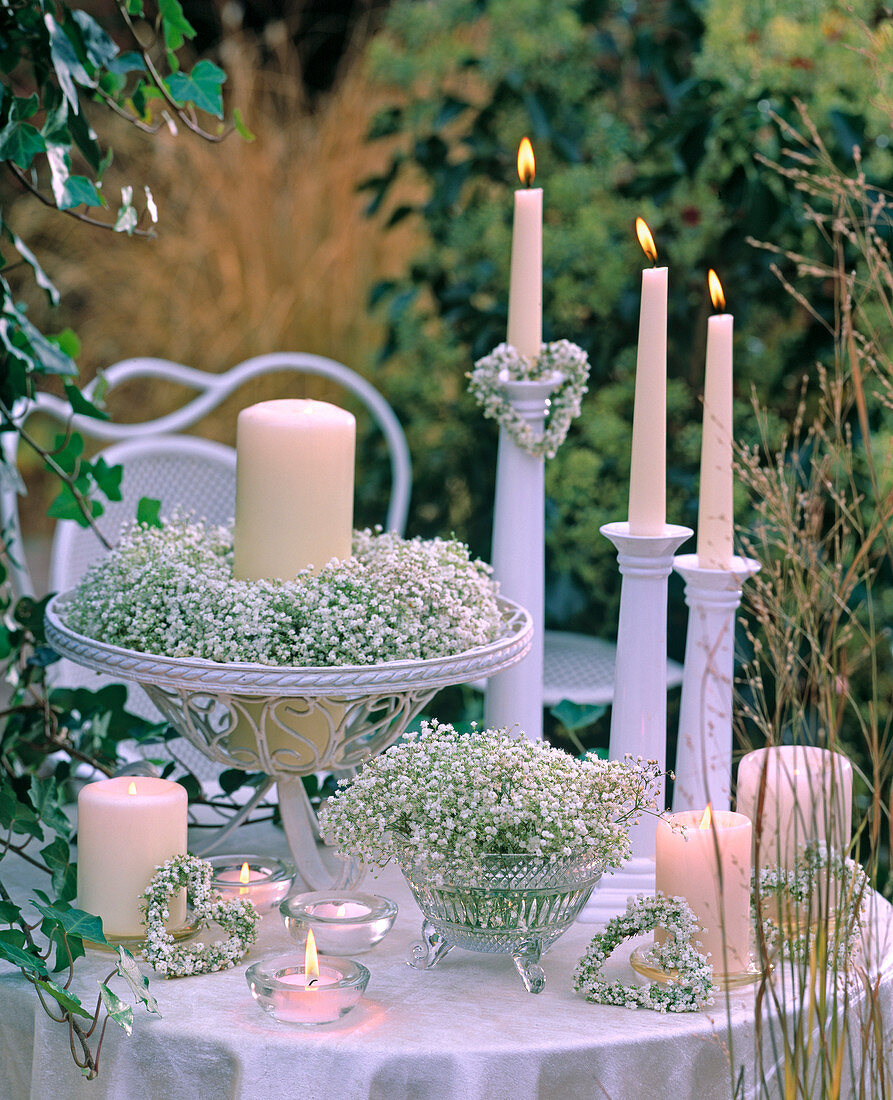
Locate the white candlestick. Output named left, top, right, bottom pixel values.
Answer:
left=656, top=808, right=752, bottom=974
left=629, top=263, right=668, bottom=534
left=736, top=746, right=853, bottom=871
left=697, top=311, right=734, bottom=568
left=506, top=138, right=542, bottom=361
left=77, top=777, right=187, bottom=939
left=233, top=399, right=356, bottom=581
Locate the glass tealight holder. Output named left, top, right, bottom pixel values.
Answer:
left=280, top=891, right=398, bottom=955
left=245, top=953, right=369, bottom=1026
left=208, top=854, right=295, bottom=914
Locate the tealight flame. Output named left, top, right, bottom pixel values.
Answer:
left=635, top=217, right=657, bottom=264
left=305, top=927, right=320, bottom=987
left=336, top=903, right=347, bottom=918
left=517, top=137, right=535, bottom=186
left=239, top=862, right=251, bottom=885
left=128, top=781, right=138, bottom=796
left=699, top=803, right=713, bottom=830
left=708, top=268, right=726, bottom=312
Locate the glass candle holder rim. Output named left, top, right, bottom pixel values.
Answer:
left=281, top=891, right=397, bottom=926
left=207, top=853, right=296, bottom=884
left=246, top=952, right=369, bottom=992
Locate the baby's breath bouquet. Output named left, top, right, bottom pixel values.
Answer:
left=320, top=720, right=664, bottom=874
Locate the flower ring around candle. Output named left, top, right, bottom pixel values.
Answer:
left=208, top=854, right=295, bottom=914
left=246, top=930, right=369, bottom=1026
left=280, top=891, right=398, bottom=955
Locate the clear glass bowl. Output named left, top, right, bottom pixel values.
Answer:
left=280, top=891, right=398, bottom=955
left=207, top=854, right=296, bottom=914
left=398, top=850, right=602, bottom=993
left=245, top=952, right=369, bottom=1026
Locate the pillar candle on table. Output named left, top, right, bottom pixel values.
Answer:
left=233, top=399, right=356, bottom=581
left=736, top=745, right=853, bottom=871
left=506, top=137, right=542, bottom=361
left=628, top=218, right=668, bottom=535
left=77, top=777, right=187, bottom=939
left=655, top=806, right=752, bottom=974
left=697, top=270, right=734, bottom=569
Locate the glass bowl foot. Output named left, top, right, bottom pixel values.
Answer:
left=407, top=920, right=453, bottom=970
left=512, top=938, right=546, bottom=993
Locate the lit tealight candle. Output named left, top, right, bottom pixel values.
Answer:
left=655, top=804, right=752, bottom=976
left=628, top=217, right=668, bottom=535
left=506, top=137, right=542, bottom=362
left=280, top=891, right=398, bottom=955
left=209, top=855, right=294, bottom=913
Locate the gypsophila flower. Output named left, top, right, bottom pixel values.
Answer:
left=66, top=517, right=502, bottom=666
left=573, top=894, right=715, bottom=1013
left=468, top=340, right=590, bottom=458
left=319, top=720, right=663, bottom=875
left=140, top=855, right=259, bottom=978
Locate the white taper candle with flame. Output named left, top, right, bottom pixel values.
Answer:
left=233, top=399, right=356, bottom=581
left=77, top=776, right=187, bottom=939
left=655, top=804, right=752, bottom=974
left=628, top=218, right=668, bottom=535
left=506, top=137, right=542, bottom=361
left=697, top=270, right=735, bottom=568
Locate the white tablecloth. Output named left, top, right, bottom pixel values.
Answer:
left=2, top=816, right=891, bottom=1100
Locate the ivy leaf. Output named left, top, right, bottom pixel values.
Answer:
left=106, top=51, right=144, bottom=76
left=233, top=108, right=255, bottom=142
left=92, top=456, right=123, bottom=501
left=0, top=119, right=46, bottom=168
left=71, top=10, right=120, bottom=70
left=0, top=899, right=22, bottom=924
left=0, top=784, right=44, bottom=840
left=549, top=699, right=606, bottom=732
left=36, top=977, right=92, bottom=1019
left=0, top=931, right=47, bottom=975
left=7, top=230, right=59, bottom=306
left=53, top=862, right=78, bottom=904
left=158, top=0, right=195, bottom=51
left=166, top=60, right=225, bottom=118
left=115, top=948, right=159, bottom=1014
left=99, top=983, right=134, bottom=1034
left=136, top=497, right=162, bottom=527
left=64, top=382, right=109, bottom=420
left=30, top=901, right=106, bottom=945
left=45, top=14, right=95, bottom=111
left=30, top=777, right=73, bottom=838
left=39, top=838, right=72, bottom=880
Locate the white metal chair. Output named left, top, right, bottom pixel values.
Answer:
left=2, top=352, right=412, bottom=791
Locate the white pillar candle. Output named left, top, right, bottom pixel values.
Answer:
left=736, top=745, right=853, bottom=871
left=697, top=271, right=734, bottom=568
left=233, top=399, right=356, bottom=581
left=628, top=219, right=668, bottom=535
left=506, top=137, right=542, bottom=361
left=77, top=777, right=187, bottom=939
left=656, top=807, right=752, bottom=974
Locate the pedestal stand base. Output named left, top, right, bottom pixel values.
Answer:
left=577, top=858, right=656, bottom=924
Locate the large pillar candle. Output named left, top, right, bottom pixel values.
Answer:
left=628, top=218, right=668, bottom=535
left=655, top=806, right=752, bottom=975
left=736, top=745, right=853, bottom=871
left=506, top=137, right=542, bottom=361
left=233, top=399, right=356, bottom=581
left=77, top=777, right=188, bottom=939
left=697, top=270, right=734, bottom=568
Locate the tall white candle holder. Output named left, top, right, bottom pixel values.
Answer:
left=671, top=553, right=760, bottom=814
left=580, top=520, right=692, bottom=923
left=484, top=373, right=563, bottom=741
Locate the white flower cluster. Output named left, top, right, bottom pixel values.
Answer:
left=574, top=894, right=715, bottom=1013
left=753, top=842, right=869, bottom=972
left=140, top=854, right=260, bottom=978
left=66, top=518, right=503, bottom=666
left=320, top=720, right=663, bottom=874
left=468, top=339, right=590, bottom=459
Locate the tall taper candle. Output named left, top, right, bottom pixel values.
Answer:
left=506, top=137, right=542, bottom=361
left=629, top=218, right=668, bottom=535
left=697, top=270, right=734, bottom=568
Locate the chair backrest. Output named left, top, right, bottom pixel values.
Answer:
left=4, top=351, right=412, bottom=599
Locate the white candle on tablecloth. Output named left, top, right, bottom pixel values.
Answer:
left=697, top=270, right=734, bottom=568
left=656, top=806, right=752, bottom=974
left=233, top=399, right=355, bottom=581
left=736, top=746, right=853, bottom=871
left=506, top=137, right=542, bottom=361
left=628, top=218, right=668, bottom=535
left=77, top=777, right=187, bottom=939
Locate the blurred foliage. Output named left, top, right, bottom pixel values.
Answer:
left=361, top=0, right=893, bottom=658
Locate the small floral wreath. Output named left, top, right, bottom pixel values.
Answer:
left=752, top=842, right=868, bottom=972
left=573, top=894, right=715, bottom=1013
left=468, top=340, right=590, bottom=458
left=140, top=855, right=260, bottom=978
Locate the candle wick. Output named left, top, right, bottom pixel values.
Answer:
left=307, top=978, right=318, bottom=988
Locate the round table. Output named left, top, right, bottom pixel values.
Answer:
left=2, top=815, right=890, bottom=1100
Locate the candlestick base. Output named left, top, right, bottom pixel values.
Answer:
left=577, top=857, right=656, bottom=924
left=629, top=944, right=771, bottom=991
left=84, top=914, right=202, bottom=954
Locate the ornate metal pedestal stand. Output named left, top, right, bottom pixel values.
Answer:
left=47, top=593, right=533, bottom=891
left=671, top=553, right=760, bottom=812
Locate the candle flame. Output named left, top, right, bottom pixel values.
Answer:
left=305, top=927, right=320, bottom=986
left=699, top=803, right=713, bottom=830
left=336, top=903, right=347, bottom=918
left=128, top=781, right=138, bottom=795
left=239, top=862, right=251, bottom=885
left=517, top=137, right=535, bottom=186
left=708, top=268, right=726, bottom=311
left=635, top=217, right=657, bottom=264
